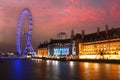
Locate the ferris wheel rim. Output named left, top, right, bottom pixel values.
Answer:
left=16, top=8, right=33, bottom=55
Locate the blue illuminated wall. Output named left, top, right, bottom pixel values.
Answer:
left=72, top=43, right=76, bottom=55
left=54, top=47, right=69, bottom=55
left=48, top=47, right=50, bottom=55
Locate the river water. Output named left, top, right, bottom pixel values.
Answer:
left=0, top=58, right=120, bottom=80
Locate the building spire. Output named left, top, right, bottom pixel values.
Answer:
left=71, top=29, right=74, bottom=39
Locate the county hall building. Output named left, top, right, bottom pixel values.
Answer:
left=37, top=25, right=120, bottom=59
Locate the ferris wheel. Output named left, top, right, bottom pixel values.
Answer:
left=16, top=8, right=34, bottom=56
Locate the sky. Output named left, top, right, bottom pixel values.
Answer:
left=0, top=0, right=120, bottom=52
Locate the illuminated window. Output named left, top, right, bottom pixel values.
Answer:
left=114, top=47, right=116, bottom=50
left=104, top=44, right=105, bottom=47
left=104, top=48, right=106, bottom=50
left=111, top=48, right=112, bottom=50
left=114, top=43, right=116, bottom=46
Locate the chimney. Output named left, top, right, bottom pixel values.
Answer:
left=105, top=25, right=108, bottom=34
left=97, top=27, right=100, bottom=36
left=81, top=30, right=85, bottom=39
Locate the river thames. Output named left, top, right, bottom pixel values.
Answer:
left=0, top=58, right=120, bottom=80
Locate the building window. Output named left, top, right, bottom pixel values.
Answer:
left=104, top=45, right=106, bottom=47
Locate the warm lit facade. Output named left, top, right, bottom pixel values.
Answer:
left=78, top=26, right=120, bottom=59
left=79, top=39, right=120, bottom=55
left=37, top=43, right=48, bottom=57
left=37, top=48, right=48, bottom=57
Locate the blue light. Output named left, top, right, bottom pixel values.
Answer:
left=54, top=47, right=69, bottom=55
left=48, top=47, right=50, bottom=55
left=72, top=43, right=76, bottom=55
left=11, top=59, right=22, bottom=80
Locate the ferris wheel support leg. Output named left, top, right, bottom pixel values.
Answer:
left=23, top=43, right=35, bottom=55
left=29, top=43, right=34, bottom=52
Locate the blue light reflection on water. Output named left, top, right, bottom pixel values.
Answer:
left=11, top=59, right=22, bottom=80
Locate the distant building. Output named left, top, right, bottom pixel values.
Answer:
left=37, top=25, right=120, bottom=59
left=47, top=30, right=79, bottom=57
left=37, top=31, right=78, bottom=57
left=48, top=39, right=71, bottom=56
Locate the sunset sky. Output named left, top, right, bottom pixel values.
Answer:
left=0, top=0, right=120, bottom=52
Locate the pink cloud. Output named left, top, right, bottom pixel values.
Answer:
left=110, top=1, right=120, bottom=19
left=64, top=7, right=105, bottom=22
left=0, top=0, right=120, bottom=51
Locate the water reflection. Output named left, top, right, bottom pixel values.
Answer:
left=94, top=63, right=99, bottom=69
left=84, top=62, right=89, bottom=69
left=11, top=59, right=22, bottom=80
left=78, top=62, right=120, bottom=80
left=52, top=61, right=59, bottom=66
left=69, top=61, right=74, bottom=68
left=0, top=59, right=120, bottom=80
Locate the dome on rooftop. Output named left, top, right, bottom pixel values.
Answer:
left=57, top=32, right=67, bottom=39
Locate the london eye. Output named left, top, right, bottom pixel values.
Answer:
left=16, top=8, right=34, bottom=56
